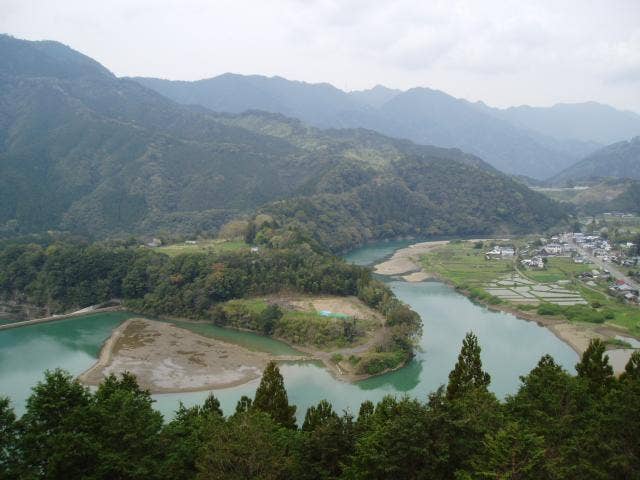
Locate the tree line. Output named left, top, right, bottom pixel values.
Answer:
left=1, top=334, right=638, bottom=479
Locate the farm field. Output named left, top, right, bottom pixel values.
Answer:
left=420, top=240, right=640, bottom=335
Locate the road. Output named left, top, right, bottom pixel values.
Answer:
left=573, top=241, right=640, bottom=290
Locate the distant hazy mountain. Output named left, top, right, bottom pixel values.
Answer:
left=349, top=85, right=401, bottom=108
left=0, top=34, right=567, bottom=245
left=131, top=74, right=636, bottom=179
left=131, top=73, right=370, bottom=129
left=496, top=102, right=640, bottom=145
left=552, top=137, right=640, bottom=184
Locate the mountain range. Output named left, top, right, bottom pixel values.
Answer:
left=0, top=34, right=568, bottom=247
left=131, top=74, right=640, bottom=179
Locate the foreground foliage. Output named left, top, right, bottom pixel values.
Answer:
left=1, top=336, right=639, bottom=479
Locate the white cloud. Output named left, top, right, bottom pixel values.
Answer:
left=0, top=0, right=639, bottom=111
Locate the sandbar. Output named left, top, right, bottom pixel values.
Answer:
left=79, top=318, right=271, bottom=393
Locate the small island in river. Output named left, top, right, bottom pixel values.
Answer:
left=79, top=318, right=283, bottom=392
left=79, top=290, right=415, bottom=392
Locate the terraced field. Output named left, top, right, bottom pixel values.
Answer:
left=485, top=273, right=587, bottom=305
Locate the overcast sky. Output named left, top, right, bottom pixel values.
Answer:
left=2, top=0, right=639, bottom=111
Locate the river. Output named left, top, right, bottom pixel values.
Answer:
left=0, top=242, right=578, bottom=420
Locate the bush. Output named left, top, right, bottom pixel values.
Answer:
left=331, top=353, right=343, bottom=364
left=537, top=303, right=562, bottom=316
left=357, top=351, right=406, bottom=375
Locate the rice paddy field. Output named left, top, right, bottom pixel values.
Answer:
left=419, top=240, right=640, bottom=335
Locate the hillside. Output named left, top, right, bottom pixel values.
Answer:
left=607, top=182, right=640, bottom=213
left=0, top=35, right=568, bottom=247
left=131, top=75, right=620, bottom=179
left=552, top=137, right=640, bottom=184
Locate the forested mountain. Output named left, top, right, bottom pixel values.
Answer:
left=552, top=136, right=640, bottom=184
left=0, top=35, right=568, bottom=247
left=132, top=74, right=625, bottom=179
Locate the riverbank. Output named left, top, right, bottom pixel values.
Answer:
left=0, top=304, right=124, bottom=331
left=373, top=240, right=450, bottom=278
left=79, top=318, right=315, bottom=393
left=79, top=302, right=400, bottom=393
left=373, top=240, right=640, bottom=373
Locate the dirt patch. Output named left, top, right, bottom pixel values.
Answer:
left=548, top=322, right=606, bottom=355
left=374, top=241, right=450, bottom=275
left=402, top=271, right=432, bottom=282
left=79, top=318, right=271, bottom=393
left=265, top=293, right=384, bottom=324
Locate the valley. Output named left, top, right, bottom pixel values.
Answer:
left=1, top=23, right=640, bottom=478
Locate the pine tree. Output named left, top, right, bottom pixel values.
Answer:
left=302, top=399, right=337, bottom=432
left=620, top=350, right=640, bottom=383
left=446, top=332, right=491, bottom=400
left=575, top=339, right=614, bottom=395
left=468, top=421, right=548, bottom=479
left=0, top=397, right=17, bottom=479
left=253, top=361, right=297, bottom=429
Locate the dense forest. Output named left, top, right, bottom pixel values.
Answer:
left=1, top=334, right=638, bottom=479
left=0, top=35, right=569, bottom=249
left=0, top=240, right=421, bottom=373
left=249, top=146, right=568, bottom=252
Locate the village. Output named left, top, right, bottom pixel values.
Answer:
left=487, top=230, right=640, bottom=305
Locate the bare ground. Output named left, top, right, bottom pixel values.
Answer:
left=374, top=241, right=450, bottom=276
left=79, top=318, right=273, bottom=393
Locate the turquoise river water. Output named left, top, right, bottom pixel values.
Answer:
left=0, top=241, right=578, bottom=420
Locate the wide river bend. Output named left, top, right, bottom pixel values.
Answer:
left=0, top=241, right=578, bottom=420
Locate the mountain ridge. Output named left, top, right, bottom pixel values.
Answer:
left=0, top=34, right=569, bottom=248
left=131, top=73, right=639, bottom=179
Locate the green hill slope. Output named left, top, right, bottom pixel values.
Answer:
left=552, top=137, right=640, bottom=184
left=0, top=35, right=569, bottom=247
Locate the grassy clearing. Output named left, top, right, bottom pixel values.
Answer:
left=420, top=241, right=514, bottom=287
left=523, top=258, right=592, bottom=283
left=577, top=285, right=640, bottom=335
left=157, top=240, right=248, bottom=257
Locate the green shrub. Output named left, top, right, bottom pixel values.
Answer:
left=537, top=303, right=562, bottom=316
left=357, top=351, right=406, bottom=375
left=331, top=353, right=343, bottom=363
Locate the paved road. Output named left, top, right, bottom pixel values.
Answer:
left=573, top=241, right=640, bottom=290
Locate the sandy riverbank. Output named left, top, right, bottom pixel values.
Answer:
left=374, top=240, right=449, bottom=277
left=79, top=311, right=390, bottom=392
left=373, top=240, right=640, bottom=373
left=80, top=318, right=276, bottom=393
